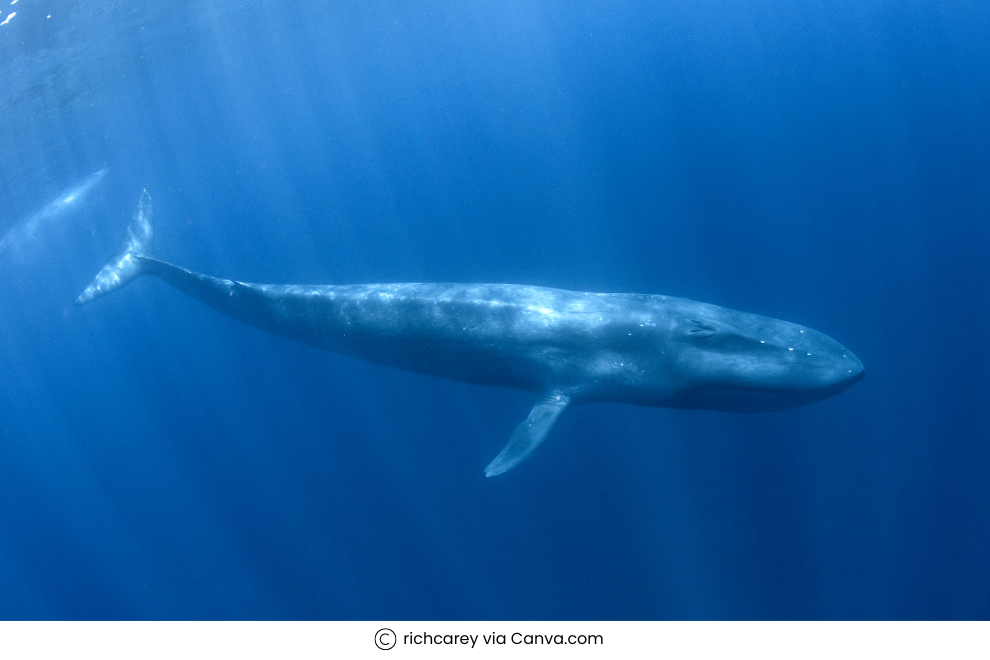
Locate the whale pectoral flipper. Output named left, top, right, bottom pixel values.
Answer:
left=75, top=189, right=154, bottom=305
left=485, top=393, right=571, bottom=477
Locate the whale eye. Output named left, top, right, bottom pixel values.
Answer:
left=687, top=319, right=719, bottom=337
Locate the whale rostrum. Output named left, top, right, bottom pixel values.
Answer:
left=77, top=191, right=865, bottom=476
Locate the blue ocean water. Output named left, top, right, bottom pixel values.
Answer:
left=0, top=0, right=987, bottom=620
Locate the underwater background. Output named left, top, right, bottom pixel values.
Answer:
left=0, top=0, right=987, bottom=619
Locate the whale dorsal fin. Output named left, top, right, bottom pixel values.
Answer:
left=485, top=392, right=571, bottom=477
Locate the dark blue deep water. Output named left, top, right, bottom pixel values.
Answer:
left=0, top=0, right=988, bottom=620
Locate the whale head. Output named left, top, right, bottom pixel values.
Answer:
left=661, top=300, right=865, bottom=412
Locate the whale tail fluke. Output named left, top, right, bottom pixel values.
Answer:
left=75, top=189, right=154, bottom=305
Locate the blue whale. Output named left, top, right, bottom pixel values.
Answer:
left=1, top=169, right=106, bottom=255
left=77, top=191, right=865, bottom=476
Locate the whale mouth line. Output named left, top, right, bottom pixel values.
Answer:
left=670, top=372, right=864, bottom=411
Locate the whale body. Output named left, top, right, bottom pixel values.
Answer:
left=0, top=169, right=106, bottom=255
left=76, top=191, right=865, bottom=476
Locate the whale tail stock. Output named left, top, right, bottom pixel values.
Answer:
left=75, top=189, right=154, bottom=305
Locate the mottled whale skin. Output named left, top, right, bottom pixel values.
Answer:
left=77, top=191, right=865, bottom=475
